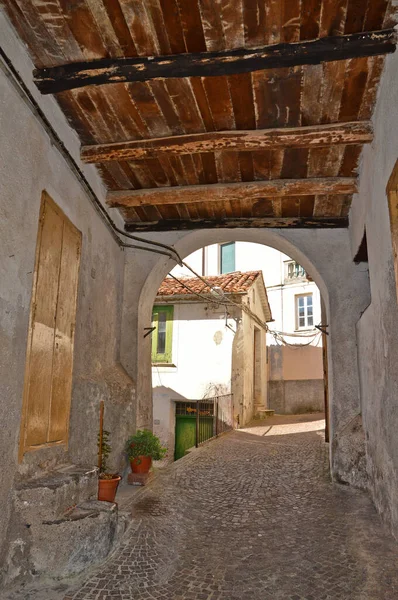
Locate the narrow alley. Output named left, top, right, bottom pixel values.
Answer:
left=8, top=415, right=397, bottom=600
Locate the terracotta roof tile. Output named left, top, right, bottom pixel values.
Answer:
left=157, top=271, right=262, bottom=297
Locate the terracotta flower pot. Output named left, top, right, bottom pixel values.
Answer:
left=130, top=455, right=152, bottom=474
left=98, top=475, right=121, bottom=502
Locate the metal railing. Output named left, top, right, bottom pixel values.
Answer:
left=175, top=394, right=234, bottom=447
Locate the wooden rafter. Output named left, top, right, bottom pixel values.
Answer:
left=107, top=178, right=357, bottom=207
left=34, top=29, right=396, bottom=94
left=124, top=217, right=349, bottom=231
left=81, top=121, right=373, bottom=163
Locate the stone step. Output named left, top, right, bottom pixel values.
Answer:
left=253, top=408, right=275, bottom=419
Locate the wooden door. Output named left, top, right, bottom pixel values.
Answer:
left=19, top=192, right=81, bottom=459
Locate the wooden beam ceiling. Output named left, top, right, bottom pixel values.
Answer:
left=33, top=29, right=396, bottom=94
left=124, top=217, right=349, bottom=231
left=107, top=178, right=357, bottom=208
left=81, top=121, right=373, bottom=163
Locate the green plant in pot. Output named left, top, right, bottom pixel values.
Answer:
left=126, top=429, right=166, bottom=474
left=98, top=429, right=121, bottom=502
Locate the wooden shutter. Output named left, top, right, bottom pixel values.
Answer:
left=20, top=193, right=81, bottom=459
left=387, top=160, right=398, bottom=302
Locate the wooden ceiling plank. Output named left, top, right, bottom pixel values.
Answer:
left=180, top=155, right=201, bottom=185
left=238, top=151, right=255, bottom=182
left=128, top=82, right=171, bottom=137
left=177, top=0, right=207, bottom=52
left=103, top=84, right=148, bottom=139
left=281, top=148, right=309, bottom=179
left=281, top=0, right=301, bottom=43
left=145, top=0, right=173, bottom=54
left=243, top=0, right=268, bottom=47
left=148, top=80, right=185, bottom=135
left=301, top=64, right=324, bottom=126
left=344, top=0, right=368, bottom=34
left=84, top=0, right=124, bottom=58
left=144, top=157, right=173, bottom=187
left=358, top=55, right=385, bottom=119
left=272, top=198, right=283, bottom=217
left=57, top=0, right=109, bottom=60
left=215, top=151, right=241, bottom=183
left=56, top=91, right=98, bottom=144
left=282, top=196, right=300, bottom=217
left=218, top=0, right=245, bottom=49
left=123, top=216, right=349, bottom=231
left=320, top=60, right=347, bottom=123
left=338, top=56, right=369, bottom=121
left=2, top=0, right=55, bottom=67
left=202, top=76, right=236, bottom=131
left=117, top=160, right=143, bottom=189
left=252, top=150, right=272, bottom=181
left=300, top=0, right=321, bottom=41
left=80, top=119, right=374, bottom=164
left=164, top=156, right=188, bottom=186
left=107, top=177, right=357, bottom=207
left=164, top=79, right=206, bottom=133
left=338, top=145, right=362, bottom=176
left=299, top=195, right=316, bottom=217
left=228, top=73, right=256, bottom=130
left=158, top=0, right=186, bottom=53
left=156, top=155, right=178, bottom=186
left=313, top=194, right=345, bottom=216
left=101, top=0, right=138, bottom=56
left=319, top=0, right=348, bottom=37
left=252, top=198, right=275, bottom=217
left=71, top=88, right=114, bottom=143
left=118, top=0, right=159, bottom=55
left=7, top=0, right=67, bottom=66
left=191, top=154, right=207, bottom=185
left=189, top=78, right=216, bottom=131
left=33, top=29, right=397, bottom=94
left=364, top=0, right=389, bottom=30
left=270, top=149, right=285, bottom=179
left=198, top=0, right=226, bottom=51
left=31, top=0, right=86, bottom=60
left=199, top=153, right=218, bottom=184
left=126, top=160, right=158, bottom=188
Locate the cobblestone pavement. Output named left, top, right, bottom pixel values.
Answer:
left=5, top=415, right=398, bottom=600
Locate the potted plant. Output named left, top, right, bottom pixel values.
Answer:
left=126, top=429, right=166, bottom=474
left=98, top=429, right=121, bottom=502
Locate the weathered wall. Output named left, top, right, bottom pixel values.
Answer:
left=268, top=345, right=324, bottom=414
left=133, top=228, right=370, bottom=490
left=350, top=49, right=398, bottom=535
left=0, top=16, right=135, bottom=580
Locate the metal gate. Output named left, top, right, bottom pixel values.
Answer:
left=174, top=394, right=233, bottom=460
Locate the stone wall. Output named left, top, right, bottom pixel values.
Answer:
left=0, top=14, right=136, bottom=582
left=269, top=380, right=324, bottom=414
left=349, top=49, right=398, bottom=536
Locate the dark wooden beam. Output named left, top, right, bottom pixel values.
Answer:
left=34, top=29, right=396, bottom=94
left=124, top=217, right=349, bottom=231
left=81, top=121, right=373, bottom=163
left=107, top=178, right=357, bottom=208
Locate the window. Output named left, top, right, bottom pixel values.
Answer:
left=285, top=260, right=307, bottom=282
left=296, top=294, right=314, bottom=329
left=220, top=242, right=235, bottom=274
left=20, top=192, right=81, bottom=459
left=152, top=305, right=174, bottom=363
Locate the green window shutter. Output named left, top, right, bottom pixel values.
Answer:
left=220, top=242, right=235, bottom=274
left=152, top=305, right=174, bottom=363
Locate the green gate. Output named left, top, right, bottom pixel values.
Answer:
left=174, top=401, right=215, bottom=460
left=174, top=415, right=196, bottom=460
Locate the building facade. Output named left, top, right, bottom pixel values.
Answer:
left=172, top=242, right=324, bottom=414
left=152, top=271, right=272, bottom=455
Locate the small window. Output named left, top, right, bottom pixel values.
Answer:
left=296, top=294, right=314, bottom=329
left=220, top=242, right=235, bottom=274
left=152, top=305, right=174, bottom=363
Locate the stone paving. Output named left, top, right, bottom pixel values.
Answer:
left=4, top=414, right=398, bottom=599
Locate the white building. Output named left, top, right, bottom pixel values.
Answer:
left=151, top=271, right=272, bottom=456
left=172, top=242, right=325, bottom=414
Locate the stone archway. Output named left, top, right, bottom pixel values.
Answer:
left=121, top=227, right=370, bottom=487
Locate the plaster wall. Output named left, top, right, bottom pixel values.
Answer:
left=0, top=28, right=135, bottom=579
left=349, top=49, right=398, bottom=535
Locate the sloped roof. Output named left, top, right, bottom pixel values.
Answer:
left=157, top=271, right=262, bottom=296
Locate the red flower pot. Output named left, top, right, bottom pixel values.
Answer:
left=98, top=476, right=121, bottom=502
left=130, top=455, right=152, bottom=474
